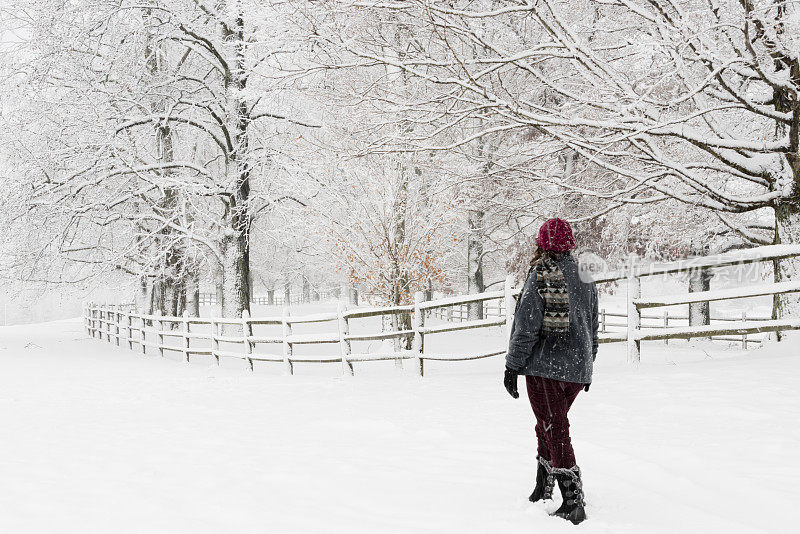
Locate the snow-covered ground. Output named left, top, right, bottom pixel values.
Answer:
left=1, top=317, right=798, bottom=533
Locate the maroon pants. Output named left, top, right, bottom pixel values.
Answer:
left=526, top=375, right=583, bottom=468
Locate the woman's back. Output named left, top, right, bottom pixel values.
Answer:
left=503, top=217, right=595, bottom=525
left=506, top=252, right=599, bottom=384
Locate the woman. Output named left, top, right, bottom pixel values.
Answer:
left=503, top=218, right=598, bottom=525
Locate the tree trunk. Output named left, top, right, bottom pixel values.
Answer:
left=185, top=274, right=200, bottom=317
left=163, top=281, right=178, bottom=317
left=688, top=239, right=711, bottom=340
left=218, top=12, right=252, bottom=319
left=774, top=199, right=800, bottom=320
left=152, top=278, right=165, bottom=316
left=767, top=38, right=799, bottom=326
left=215, top=272, right=224, bottom=309
left=688, top=267, right=711, bottom=327
left=174, top=281, right=186, bottom=318
left=267, top=289, right=274, bottom=306
left=284, top=278, right=291, bottom=305
left=390, top=158, right=412, bottom=352
left=302, top=276, right=310, bottom=303
left=221, top=230, right=250, bottom=318
left=466, top=209, right=485, bottom=320
left=145, top=9, right=188, bottom=320
left=137, top=275, right=153, bottom=313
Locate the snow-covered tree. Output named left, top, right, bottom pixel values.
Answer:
left=1, top=0, right=322, bottom=317
left=331, top=0, right=800, bottom=317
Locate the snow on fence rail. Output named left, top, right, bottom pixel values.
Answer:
left=85, top=286, right=523, bottom=376
left=431, top=303, right=771, bottom=348
left=85, top=244, right=800, bottom=373
left=624, top=244, right=800, bottom=361
left=198, top=288, right=341, bottom=307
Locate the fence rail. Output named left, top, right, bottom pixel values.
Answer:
left=199, top=288, right=344, bottom=307
left=85, top=282, right=520, bottom=376
left=429, top=303, right=771, bottom=348
left=86, top=244, right=800, bottom=373
left=625, top=244, right=800, bottom=361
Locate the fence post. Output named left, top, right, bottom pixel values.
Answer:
left=210, top=318, right=220, bottom=365
left=282, top=307, right=293, bottom=375
left=115, top=311, right=121, bottom=346
left=102, top=308, right=108, bottom=341
left=126, top=313, right=133, bottom=350
left=155, top=311, right=165, bottom=357
left=106, top=309, right=112, bottom=342
left=627, top=268, right=641, bottom=363
left=600, top=308, right=606, bottom=333
left=504, top=274, right=515, bottom=339
left=664, top=310, right=669, bottom=345
left=115, top=308, right=125, bottom=347
left=242, top=310, right=253, bottom=371
left=411, top=291, right=424, bottom=376
left=742, top=311, right=748, bottom=349
left=140, top=314, right=147, bottom=355
left=182, top=310, right=191, bottom=363
left=337, top=301, right=354, bottom=376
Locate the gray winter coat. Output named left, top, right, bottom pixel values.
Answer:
left=505, top=254, right=599, bottom=384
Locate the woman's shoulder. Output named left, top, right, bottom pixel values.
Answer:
left=523, top=267, right=538, bottom=287
left=559, top=254, right=597, bottom=285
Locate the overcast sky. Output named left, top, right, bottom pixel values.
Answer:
left=1, top=2, right=27, bottom=56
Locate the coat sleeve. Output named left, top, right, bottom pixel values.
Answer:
left=505, top=272, right=544, bottom=371
left=591, top=282, right=599, bottom=361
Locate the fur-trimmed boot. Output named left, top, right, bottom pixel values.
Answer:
left=528, top=457, right=555, bottom=502
left=551, top=465, right=586, bottom=525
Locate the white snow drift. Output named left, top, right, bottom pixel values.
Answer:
left=1, top=318, right=797, bottom=534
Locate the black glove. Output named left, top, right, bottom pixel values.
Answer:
left=504, top=368, right=519, bottom=399
left=584, top=383, right=591, bottom=392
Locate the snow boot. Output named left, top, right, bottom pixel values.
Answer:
left=529, top=457, right=555, bottom=502
left=551, top=465, right=586, bottom=525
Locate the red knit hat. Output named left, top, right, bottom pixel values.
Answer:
left=536, top=218, right=576, bottom=252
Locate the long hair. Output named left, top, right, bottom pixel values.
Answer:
left=529, top=245, right=543, bottom=267
left=529, top=245, right=566, bottom=268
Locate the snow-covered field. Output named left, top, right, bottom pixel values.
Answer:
left=1, top=317, right=798, bottom=533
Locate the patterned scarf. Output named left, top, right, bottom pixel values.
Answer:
left=534, top=254, right=570, bottom=338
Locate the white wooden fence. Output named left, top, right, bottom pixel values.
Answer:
left=199, top=288, right=342, bottom=307
left=85, top=287, right=518, bottom=377
left=618, top=244, right=800, bottom=361
left=431, top=302, right=769, bottom=348
left=86, top=244, right=800, bottom=374
left=427, top=296, right=771, bottom=347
